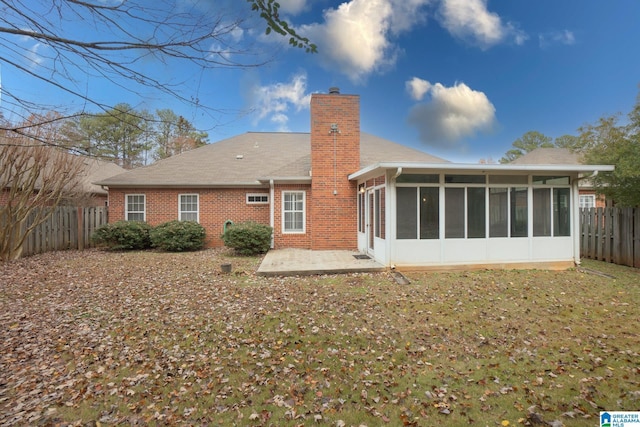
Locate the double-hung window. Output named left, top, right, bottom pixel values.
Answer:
left=579, top=194, right=596, bottom=209
left=126, top=194, right=145, bottom=221
left=283, top=191, right=305, bottom=233
left=179, top=194, right=199, bottom=222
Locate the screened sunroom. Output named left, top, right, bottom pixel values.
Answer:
left=350, top=162, right=614, bottom=269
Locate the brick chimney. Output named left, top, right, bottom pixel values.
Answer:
left=309, top=88, right=360, bottom=250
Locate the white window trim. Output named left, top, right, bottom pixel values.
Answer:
left=579, top=194, right=596, bottom=209
left=246, top=193, right=269, bottom=204
left=125, top=194, right=146, bottom=222
left=282, top=190, right=306, bottom=234
left=178, top=193, right=199, bottom=222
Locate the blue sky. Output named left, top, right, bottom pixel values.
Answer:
left=2, top=0, right=639, bottom=162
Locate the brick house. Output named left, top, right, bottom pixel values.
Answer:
left=97, top=88, right=614, bottom=269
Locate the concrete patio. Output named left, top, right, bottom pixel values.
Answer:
left=257, top=248, right=386, bottom=276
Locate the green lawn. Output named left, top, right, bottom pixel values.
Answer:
left=1, top=249, right=638, bottom=426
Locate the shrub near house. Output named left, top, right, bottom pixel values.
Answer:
left=222, top=221, right=273, bottom=255
left=150, top=220, right=206, bottom=252
left=91, top=221, right=152, bottom=251
left=92, top=220, right=206, bottom=252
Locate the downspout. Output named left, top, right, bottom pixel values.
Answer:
left=389, top=167, right=402, bottom=268
left=574, top=170, right=598, bottom=182
left=392, top=167, right=403, bottom=180
left=269, top=179, right=275, bottom=249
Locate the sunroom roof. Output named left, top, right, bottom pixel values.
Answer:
left=348, top=162, right=615, bottom=182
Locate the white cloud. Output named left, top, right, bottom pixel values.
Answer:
left=26, top=42, right=45, bottom=69
left=230, top=26, right=244, bottom=42
left=249, top=72, right=311, bottom=131
left=438, top=0, right=527, bottom=48
left=406, top=79, right=496, bottom=147
left=406, top=77, right=432, bottom=101
left=539, top=30, right=576, bottom=48
left=300, top=0, right=431, bottom=82
left=278, top=0, right=308, bottom=15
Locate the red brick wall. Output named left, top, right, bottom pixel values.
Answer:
left=108, top=188, right=270, bottom=247
left=309, top=92, right=360, bottom=250
left=272, top=184, right=313, bottom=249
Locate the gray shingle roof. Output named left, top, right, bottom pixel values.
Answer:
left=79, top=158, right=126, bottom=195
left=509, top=147, right=583, bottom=165
left=96, top=132, right=449, bottom=187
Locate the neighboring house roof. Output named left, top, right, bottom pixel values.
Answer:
left=509, top=147, right=583, bottom=165
left=96, top=131, right=449, bottom=187
left=1, top=145, right=124, bottom=196
left=507, top=147, right=608, bottom=190
left=78, top=158, right=127, bottom=196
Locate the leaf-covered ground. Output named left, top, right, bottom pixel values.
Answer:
left=1, top=249, right=638, bottom=426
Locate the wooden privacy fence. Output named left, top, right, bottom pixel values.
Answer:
left=580, top=207, right=640, bottom=268
left=21, top=206, right=108, bottom=257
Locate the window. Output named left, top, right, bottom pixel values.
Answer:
left=420, top=187, right=439, bottom=239
left=397, top=187, right=439, bottom=239
left=489, top=188, right=508, bottom=237
left=283, top=191, right=305, bottom=233
left=445, top=188, right=465, bottom=238
left=247, top=193, right=269, bottom=204
left=444, top=187, right=485, bottom=239
left=374, top=189, right=382, bottom=238
left=467, top=187, right=486, bottom=238
left=445, top=174, right=485, bottom=184
left=489, top=175, right=528, bottom=185
left=179, top=194, right=199, bottom=222
left=532, top=176, right=570, bottom=185
left=533, top=188, right=551, bottom=236
left=510, top=187, right=528, bottom=237
left=553, top=188, right=571, bottom=236
left=126, top=194, right=145, bottom=221
left=358, top=191, right=365, bottom=233
left=532, top=186, right=571, bottom=237
left=579, top=194, right=596, bottom=209
left=397, top=174, right=439, bottom=184
left=397, top=187, right=418, bottom=239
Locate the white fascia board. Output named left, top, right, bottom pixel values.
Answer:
left=348, top=162, right=615, bottom=181
left=94, top=181, right=268, bottom=188
left=257, top=176, right=312, bottom=185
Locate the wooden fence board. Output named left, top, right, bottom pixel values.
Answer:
left=635, top=209, right=640, bottom=268
left=589, top=208, right=601, bottom=258
left=580, top=209, right=587, bottom=256
left=18, top=206, right=108, bottom=257
left=581, top=206, right=637, bottom=268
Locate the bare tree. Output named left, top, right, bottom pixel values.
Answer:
left=0, top=116, right=84, bottom=260
left=0, top=0, right=313, bottom=142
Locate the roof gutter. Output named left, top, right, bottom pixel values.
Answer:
left=257, top=176, right=312, bottom=185
left=91, top=182, right=269, bottom=189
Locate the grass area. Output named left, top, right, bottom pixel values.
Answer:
left=1, top=250, right=638, bottom=426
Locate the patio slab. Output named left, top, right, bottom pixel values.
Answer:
left=257, top=248, right=386, bottom=276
